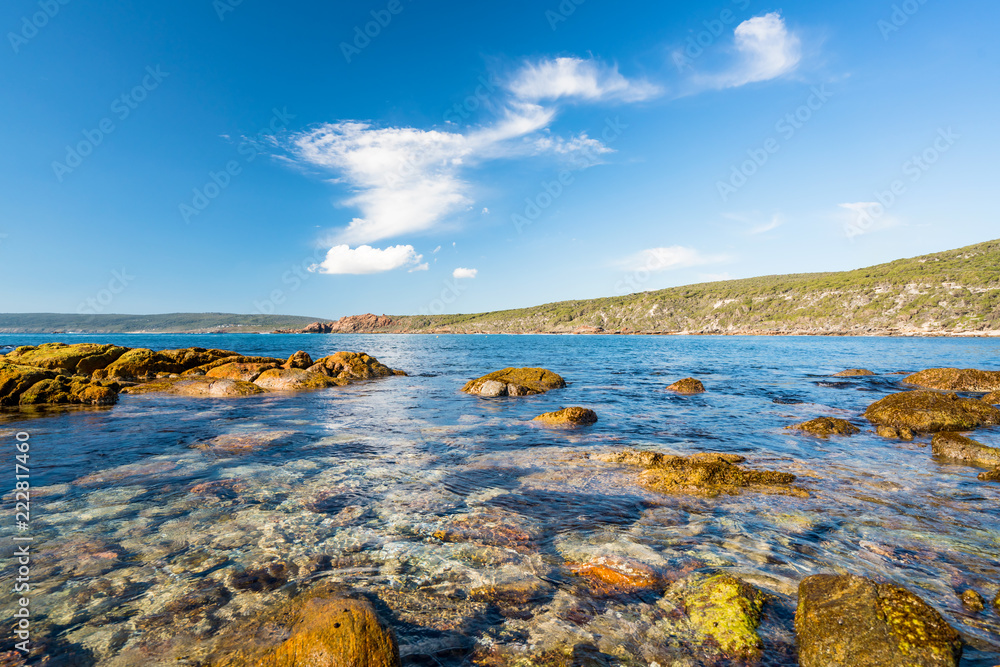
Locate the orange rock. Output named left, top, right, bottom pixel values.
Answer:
left=532, top=407, right=598, bottom=426
left=668, top=378, right=705, bottom=394
left=570, top=555, right=664, bottom=594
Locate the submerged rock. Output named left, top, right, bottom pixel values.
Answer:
left=931, top=432, right=1000, bottom=467
left=463, top=367, right=566, bottom=397
left=569, top=555, right=664, bottom=595
left=903, top=367, right=1000, bottom=392
left=532, top=407, right=598, bottom=427
left=795, top=574, right=962, bottom=667
left=833, top=368, right=876, bottom=377
left=667, top=377, right=705, bottom=394
left=684, top=574, right=766, bottom=659
left=978, top=467, right=1000, bottom=482
left=221, top=597, right=400, bottom=667
left=864, top=391, right=1000, bottom=439
left=194, top=430, right=297, bottom=455
left=254, top=368, right=345, bottom=391
left=595, top=449, right=802, bottom=497
left=785, top=417, right=860, bottom=437
left=960, top=589, right=985, bottom=612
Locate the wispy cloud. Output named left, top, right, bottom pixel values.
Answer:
left=507, top=57, right=662, bottom=103
left=839, top=202, right=902, bottom=239
left=310, top=244, right=426, bottom=274
left=691, top=13, right=802, bottom=90
left=618, top=246, right=728, bottom=272
left=452, top=267, right=478, bottom=279
left=750, top=215, right=783, bottom=235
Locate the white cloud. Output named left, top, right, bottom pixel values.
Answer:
left=619, top=246, right=727, bottom=272
left=694, top=13, right=802, bottom=90
left=310, top=244, right=425, bottom=275
left=750, top=215, right=783, bottom=235
left=508, top=57, right=662, bottom=103
left=453, top=267, right=478, bottom=279
left=839, top=202, right=902, bottom=239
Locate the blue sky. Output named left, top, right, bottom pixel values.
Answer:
left=1, top=0, right=997, bottom=318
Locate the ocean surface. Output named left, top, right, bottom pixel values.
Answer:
left=2, top=334, right=999, bottom=665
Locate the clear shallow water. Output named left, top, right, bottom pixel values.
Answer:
left=1, top=334, right=999, bottom=665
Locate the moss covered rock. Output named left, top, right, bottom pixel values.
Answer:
left=123, top=377, right=264, bottom=398
left=960, top=589, right=985, bottom=612
left=904, top=367, right=1000, bottom=392
left=4, top=342, right=128, bottom=374
left=978, top=467, right=1000, bottom=482
left=931, top=432, right=1000, bottom=467
left=864, top=391, right=1000, bottom=439
left=532, top=407, right=598, bottom=426
left=282, top=350, right=314, bottom=370
left=983, top=391, right=1000, bottom=405
left=205, top=362, right=279, bottom=383
left=0, top=363, right=55, bottom=406
left=158, top=347, right=240, bottom=370
left=685, top=574, right=766, bottom=659
left=224, top=597, right=400, bottom=667
left=786, top=417, right=861, bottom=437
left=254, top=368, right=345, bottom=391
left=91, top=348, right=181, bottom=381
left=308, top=351, right=402, bottom=381
left=595, top=448, right=802, bottom=497
left=833, top=368, right=876, bottom=377
left=667, top=377, right=705, bottom=394
left=463, top=367, right=566, bottom=397
left=186, top=355, right=286, bottom=375
left=17, top=375, right=119, bottom=406
left=795, top=574, right=962, bottom=667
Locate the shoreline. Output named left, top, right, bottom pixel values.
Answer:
left=4, top=330, right=1000, bottom=338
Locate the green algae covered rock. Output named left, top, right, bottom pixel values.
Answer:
left=463, top=367, right=566, bottom=397
left=532, top=406, right=598, bottom=427
left=931, top=432, right=1000, bottom=467
left=786, top=417, right=861, bottom=437
left=205, top=361, right=280, bottom=382
left=978, top=467, right=1000, bottom=482
left=595, top=448, right=803, bottom=497
left=4, top=342, right=128, bottom=374
left=0, top=363, right=55, bottom=406
left=833, top=368, right=876, bottom=377
left=864, top=391, right=1000, bottom=439
left=667, top=377, right=705, bottom=394
left=685, top=574, right=766, bottom=659
left=91, top=348, right=180, bottom=381
left=17, top=375, right=119, bottom=406
left=254, top=368, right=345, bottom=391
left=795, top=574, right=962, bottom=667
left=123, top=376, right=265, bottom=398
left=186, top=355, right=286, bottom=375
left=308, top=351, right=404, bottom=381
left=983, top=391, right=1000, bottom=405
left=904, top=367, right=1000, bottom=392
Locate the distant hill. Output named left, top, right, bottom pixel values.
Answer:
left=0, top=313, right=323, bottom=334
left=374, top=238, right=1000, bottom=335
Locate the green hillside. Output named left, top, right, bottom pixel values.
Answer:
left=0, top=313, right=322, bottom=334
left=390, top=238, right=1000, bottom=334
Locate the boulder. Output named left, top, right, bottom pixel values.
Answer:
left=685, top=575, right=766, bottom=659
left=904, top=368, right=1000, bottom=392
left=3, top=342, right=128, bottom=374
left=833, top=368, right=876, bottom=377
left=667, top=377, right=705, bottom=394
left=228, top=597, right=400, bottom=667
left=864, top=391, right=1000, bottom=440
left=532, top=407, right=598, bottom=427
left=595, top=449, right=802, bottom=497
left=186, top=355, right=286, bottom=375
left=786, top=417, right=860, bottom=437
left=0, top=363, right=56, bottom=406
left=254, top=368, right=345, bottom=391
left=307, top=351, right=403, bottom=381
left=17, top=375, right=119, bottom=406
left=960, top=589, right=985, bottom=612
left=92, top=348, right=182, bottom=381
left=282, top=351, right=314, bottom=370
left=463, top=367, right=566, bottom=397
left=158, top=348, right=240, bottom=371
left=795, top=574, right=962, bottom=667
left=206, top=362, right=279, bottom=383
left=983, top=391, right=1000, bottom=405
left=931, top=432, right=1000, bottom=467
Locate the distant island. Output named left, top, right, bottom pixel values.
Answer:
left=3, top=239, right=999, bottom=336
